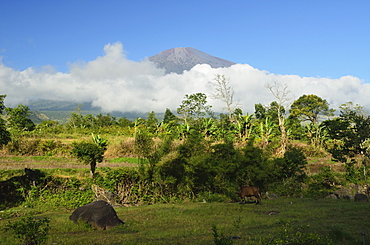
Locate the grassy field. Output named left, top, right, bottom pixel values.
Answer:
left=0, top=197, right=368, bottom=244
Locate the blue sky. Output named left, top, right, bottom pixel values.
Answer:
left=1, top=1, right=369, bottom=80
left=1, top=1, right=370, bottom=113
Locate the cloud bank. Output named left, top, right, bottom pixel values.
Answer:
left=1, top=42, right=370, bottom=114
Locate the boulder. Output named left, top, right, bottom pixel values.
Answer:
left=69, top=200, right=124, bottom=230
left=354, top=193, right=368, bottom=202
left=326, top=193, right=339, bottom=199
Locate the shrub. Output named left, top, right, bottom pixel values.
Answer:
left=260, top=221, right=332, bottom=245
left=3, top=214, right=50, bottom=245
left=304, top=167, right=341, bottom=198
left=211, top=225, right=234, bottom=245
left=6, top=138, right=40, bottom=155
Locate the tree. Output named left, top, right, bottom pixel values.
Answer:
left=117, top=117, right=133, bottom=127
left=95, top=113, right=117, bottom=128
left=146, top=111, right=159, bottom=134
left=323, top=106, right=370, bottom=181
left=163, top=108, right=177, bottom=124
left=290, top=94, right=334, bottom=124
left=266, top=82, right=291, bottom=155
left=0, top=95, right=11, bottom=146
left=71, top=141, right=106, bottom=178
left=254, top=103, right=266, bottom=120
left=177, top=93, right=212, bottom=123
left=339, top=101, right=367, bottom=118
left=66, top=105, right=84, bottom=129
left=210, top=74, right=238, bottom=118
left=5, top=104, right=35, bottom=131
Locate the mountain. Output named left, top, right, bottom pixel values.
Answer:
left=148, top=47, right=235, bottom=74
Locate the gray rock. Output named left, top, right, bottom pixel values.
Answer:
left=326, top=193, right=339, bottom=199
left=354, top=193, right=368, bottom=202
left=69, top=200, right=124, bottom=230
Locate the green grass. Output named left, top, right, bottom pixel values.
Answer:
left=0, top=198, right=367, bottom=244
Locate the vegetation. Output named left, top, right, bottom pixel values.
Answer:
left=0, top=82, right=369, bottom=244
left=0, top=198, right=367, bottom=244
left=3, top=214, right=50, bottom=245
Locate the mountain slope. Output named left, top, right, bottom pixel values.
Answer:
left=148, top=47, right=235, bottom=74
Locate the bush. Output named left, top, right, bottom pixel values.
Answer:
left=3, top=214, right=50, bottom=245
left=261, top=221, right=332, bottom=245
left=38, top=189, right=94, bottom=209
left=211, top=225, right=234, bottom=245
left=304, top=167, right=341, bottom=198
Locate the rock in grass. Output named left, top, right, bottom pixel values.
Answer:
left=69, top=200, right=124, bottom=230
left=354, top=193, right=368, bottom=202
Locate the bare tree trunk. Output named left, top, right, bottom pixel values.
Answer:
left=90, top=162, right=96, bottom=178
left=267, top=81, right=291, bottom=156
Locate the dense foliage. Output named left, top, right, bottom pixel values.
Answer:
left=0, top=91, right=369, bottom=207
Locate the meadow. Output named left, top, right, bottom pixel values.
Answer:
left=0, top=196, right=368, bottom=244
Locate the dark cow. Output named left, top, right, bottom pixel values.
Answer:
left=237, top=186, right=262, bottom=205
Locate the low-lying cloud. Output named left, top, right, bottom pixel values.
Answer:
left=1, top=42, right=370, bottom=114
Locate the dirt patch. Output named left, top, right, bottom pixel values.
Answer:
left=0, top=157, right=137, bottom=170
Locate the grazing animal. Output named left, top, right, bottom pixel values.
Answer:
left=237, top=186, right=262, bottom=204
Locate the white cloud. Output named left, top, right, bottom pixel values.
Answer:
left=1, top=42, right=370, bottom=114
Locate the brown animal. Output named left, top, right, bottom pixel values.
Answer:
left=237, top=186, right=262, bottom=204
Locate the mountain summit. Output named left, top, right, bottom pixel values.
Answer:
left=148, top=47, right=235, bottom=74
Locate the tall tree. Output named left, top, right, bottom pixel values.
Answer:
left=266, top=82, right=291, bottom=155
left=163, top=108, right=177, bottom=124
left=254, top=103, right=266, bottom=120
left=5, top=104, right=35, bottom=131
left=339, top=102, right=368, bottom=118
left=210, top=74, right=238, bottom=118
left=146, top=111, right=159, bottom=134
left=0, top=95, right=11, bottom=146
left=177, top=93, right=212, bottom=123
left=290, top=94, right=334, bottom=124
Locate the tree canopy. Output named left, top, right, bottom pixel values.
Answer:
left=5, top=104, right=35, bottom=131
left=177, top=93, right=212, bottom=123
left=290, top=94, right=334, bottom=124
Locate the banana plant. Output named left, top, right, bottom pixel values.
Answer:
left=91, top=133, right=108, bottom=150
left=202, top=118, right=216, bottom=139
left=305, top=122, right=328, bottom=149
left=258, top=117, right=274, bottom=148
left=234, top=113, right=254, bottom=141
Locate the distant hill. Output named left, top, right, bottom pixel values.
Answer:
left=27, top=100, right=98, bottom=112
left=27, top=100, right=150, bottom=123
left=149, top=47, right=235, bottom=74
